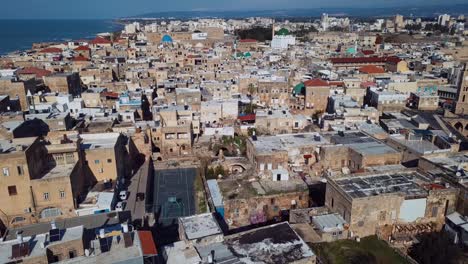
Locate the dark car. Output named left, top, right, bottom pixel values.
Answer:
left=136, top=192, right=145, bottom=201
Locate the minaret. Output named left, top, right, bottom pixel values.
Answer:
left=272, top=20, right=275, bottom=38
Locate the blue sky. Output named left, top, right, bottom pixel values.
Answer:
left=0, top=0, right=466, bottom=19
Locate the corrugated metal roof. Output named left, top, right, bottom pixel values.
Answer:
left=207, top=179, right=223, bottom=207
left=312, top=213, right=347, bottom=231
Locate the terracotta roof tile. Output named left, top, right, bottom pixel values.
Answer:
left=303, top=79, right=329, bottom=87
left=90, top=37, right=112, bottom=45
left=359, top=65, right=386, bottom=74
left=74, top=46, right=90, bottom=51
left=17, top=67, right=52, bottom=78
left=39, top=47, right=62, bottom=53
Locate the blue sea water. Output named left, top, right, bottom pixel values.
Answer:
left=0, top=19, right=122, bottom=55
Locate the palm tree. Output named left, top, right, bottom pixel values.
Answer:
left=247, top=83, right=256, bottom=114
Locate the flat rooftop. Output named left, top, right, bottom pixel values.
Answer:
left=251, top=133, right=328, bottom=154
left=225, top=222, right=315, bottom=264
left=179, top=213, right=222, bottom=240
left=0, top=225, right=84, bottom=263
left=80, top=132, right=119, bottom=150
left=36, top=163, right=77, bottom=180
left=334, top=171, right=429, bottom=199
left=0, top=137, right=36, bottom=154
left=331, top=132, right=399, bottom=155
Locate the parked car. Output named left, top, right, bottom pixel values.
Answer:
left=119, top=191, right=128, bottom=201
left=136, top=192, right=145, bottom=201
left=115, top=201, right=126, bottom=212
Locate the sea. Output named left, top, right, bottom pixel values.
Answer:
left=0, top=19, right=122, bottom=55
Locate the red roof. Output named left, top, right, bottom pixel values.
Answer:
left=239, top=39, right=257, bottom=43
left=74, top=46, right=90, bottom=51
left=238, top=114, right=256, bottom=122
left=90, top=37, right=112, bottom=45
left=330, top=56, right=401, bottom=65
left=39, top=47, right=62, bottom=53
left=303, top=79, right=329, bottom=87
left=359, top=65, right=385, bottom=74
left=361, top=81, right=376, bottom=88
left=17, top=67, right=52, bottom=78
left=361, top=50, right=375, bottom=55
left=138, top=231, right=158, bottom=256
left=102, top=91, right=119, bottom=98
left=72, top=55, right=89, bottom=62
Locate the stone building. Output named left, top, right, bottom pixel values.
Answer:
left=325, top=170, right=458, bottom=238
left=318, top=131, right=402, bottom=173
left=79, top=133, right=132, bottom=183
left=257, top=76, right=289, bottom=107
left=304, top=79, right=330, bottom=114
left=0, top=77, right=37, bottom=111
left=218, top=177, right=310, bottom=229
left=246, top=133, right=329, bottom=173
left=455, top=66, right=468, bottom=115
left=0, top=137, right=87, bottom=229
left=44, top=73, right=82, bottom=96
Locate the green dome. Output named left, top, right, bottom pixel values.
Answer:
left=346, top=47, right=356, bottom=54
left=276, top=28, right=290, bottom=36
left=244, top=52, right=251, bottom=57
left=293, top=83, right=305, bottom=95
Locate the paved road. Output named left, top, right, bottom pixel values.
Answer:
left=126, top=160, right=150, bottom=224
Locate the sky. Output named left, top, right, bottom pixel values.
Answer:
left=0, top=0, right=466, bottom=19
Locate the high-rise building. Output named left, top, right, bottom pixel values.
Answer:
left=438, top=14, right=451, bottom=27
left=394, top=14, right=404, bottom=30
left=321, top=13, right=329, bottom=31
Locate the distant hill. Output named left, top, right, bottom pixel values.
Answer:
left=127, top=4, right=468, bottom=20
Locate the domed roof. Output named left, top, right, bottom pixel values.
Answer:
left=276, top=28, right=290, bottom=36
left=161, top=34, right=173, bottom=43
left=346, top=47, right=356, bottom=54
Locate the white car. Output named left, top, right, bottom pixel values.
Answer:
left=119, top=191, right=128, bottom=201
left=115, top=201, right=126, bottom=212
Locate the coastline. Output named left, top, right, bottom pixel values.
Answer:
left=0, top=19, right=123, bottom=56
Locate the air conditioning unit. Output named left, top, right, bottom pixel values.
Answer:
left=24, top=208, right=32, bottom=213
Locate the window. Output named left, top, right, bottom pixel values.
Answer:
left=8, top=186, right=17, bottom=196
left=43, top=192, right=50, bottom=200
left=3, top=167, right=9, bottom=176
left=17, top=166, right=24, bottom=176
left=11, top=216, right=25, bottom=224
left=94, top=160, right=100, bottom=164
left=68, top=250, right=77, bottom=259
left=60, top=190, right=65, bottom=199
left=431, top=206, right=439, bottom=217
left=99, top=168, right=104, bottom=173
left=379, top=211, right=386, bottom=221
left=331, top=198, right=334, bottom=208
left=107, top=159, right=112, bottom=163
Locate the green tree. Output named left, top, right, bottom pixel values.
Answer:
left=206, top=167, right=215, bottom=180
left=214, top=165, right=226, bottom=178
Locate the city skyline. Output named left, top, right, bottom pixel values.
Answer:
left=1, top=0, right=468, bottom=19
